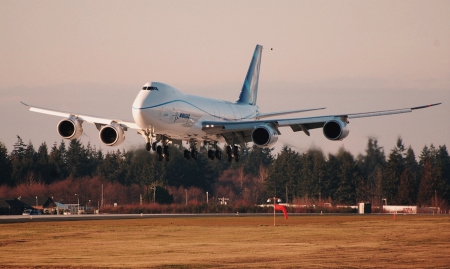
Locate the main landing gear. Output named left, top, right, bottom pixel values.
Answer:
left=145, top=136, right=237, bottom=162
left=147, top=137, right=170, bottom=161
left=225, top=145, right=240, bottom=162
left=207, top=148, right=222, bottom=160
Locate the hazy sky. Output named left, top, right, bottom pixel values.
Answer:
left=1, top=0, right=449, bottom=157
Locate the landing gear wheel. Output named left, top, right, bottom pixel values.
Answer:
left=146, top=142, right=151, bottom=151
left=184, top=149, right=191, bottom=159
left=215, top=149, right=222, bottom=160
left=226, top=146, right=232, bottom=155
left=152, top=142, right=157, bottom=151
left=233, top=146, right=239, bottom=156
left=208, top=150, right=215, bottom=160
left=234, top=154, right=240, bottom=162
left=227, top=154, right=232, bottom=162
left=156, top=145, right=162, bottom=155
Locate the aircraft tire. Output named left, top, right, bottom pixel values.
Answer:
left=215, top=150, right=222, bottom=160
left=146, top=142, right=151, bottom=151
left=208, top=150, right=215, bottom=160
left=163, top=146, right=169, bottom=155
left=184, top=149, right=191, bottom=159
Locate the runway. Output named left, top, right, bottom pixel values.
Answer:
left=0, top=213, right=271, bottom=223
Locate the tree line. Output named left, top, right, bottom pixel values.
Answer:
left=0, top=136, right=449, bottom=209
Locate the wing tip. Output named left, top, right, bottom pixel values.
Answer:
left=411, top=103, right=442, bottom=110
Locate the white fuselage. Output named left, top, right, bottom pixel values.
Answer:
left=132, top=82, right=259, bottom=142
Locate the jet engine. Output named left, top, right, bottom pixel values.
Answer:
left=251, top=124, right=279, bottom=147
left=323, top=119, right=349, bottom=141
left=57, top=118, right=83, bottom=140
left=99, top=122, right=126, bottom=146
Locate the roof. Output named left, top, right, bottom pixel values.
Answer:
left=5, top=199, right=33, bottom=209
left=0, top=199, right=11, bottom=207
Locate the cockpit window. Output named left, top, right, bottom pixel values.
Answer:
left=142, top=86, right=159, bottom=91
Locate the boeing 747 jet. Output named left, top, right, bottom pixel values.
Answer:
left=23, top=45, right=441, bottom=162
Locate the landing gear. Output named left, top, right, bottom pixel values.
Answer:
left=225, top=145, right=240, bottom=162
left=155, top=137, right=170, bottom=161
left=215, top=149, right=222, bottom=160
left=207, top=149, right=215, bottom=160
left=183, top=148, right=198, bottom=160
left=206, top=142, right=222, bottom=161
left=191, top=148, right=199, bottom=160
left=146, top=142, right=151, bottom=151
left=184, top=149, right=191, bottom=159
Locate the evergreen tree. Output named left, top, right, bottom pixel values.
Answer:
left=297, top=149, right=325, bottom=201
left=334, top=148, right=359, bottom=204
left=66, top=139, right=90, bottom=178
left=382, top=138, right=406, bottom=204
left=0, top=141, right=12, bottom=186
left=322, top=154, right=340, bottom=202
left=243, top=145, right=274, bottom=176
left=401, top=147, right=419, bottom=204
left=36, top=142, right=51, bottom=183
left=10, top=137, right=37, bottom=185
left=265, top=146, right=301, bottom=200
left=48, top=141, right=68, bottom=181
left=417, top=145, right=437, bottom=206
left=435, top=145, right=450, bottom=205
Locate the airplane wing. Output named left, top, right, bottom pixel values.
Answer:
left=202, top=103, right=442, bottom=141
left=21, top=102, right=141, bottom=130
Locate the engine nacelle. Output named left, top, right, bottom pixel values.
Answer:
left=99, top=122, right=126, bottom=146
left=57, top=118, right=83, bottom=140
left=323, top=119, right=349, bottom=141
left=251, top=124, right=279, bottom=148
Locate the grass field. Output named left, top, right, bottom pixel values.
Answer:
left=0, top=214, right=449, bottom=268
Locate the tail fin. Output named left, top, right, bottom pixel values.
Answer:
left=237, top=44, right=263, bottom=105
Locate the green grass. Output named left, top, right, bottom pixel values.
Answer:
left=0, top=215, right=449, bottom=268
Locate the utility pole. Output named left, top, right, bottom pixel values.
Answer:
left=435, top=190, right=437, bottom=214
left=285, top=187, right=288, bottom=204
left=101, top=184, right=104, bottom=208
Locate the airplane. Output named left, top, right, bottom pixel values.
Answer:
left=22, top=44, right=441, bottom=162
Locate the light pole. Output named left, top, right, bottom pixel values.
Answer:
left=75, top=194, right=79, bottom=215
left=206, top=192, right=209, bottom=204
left=435, top=190, right=437, bottom=214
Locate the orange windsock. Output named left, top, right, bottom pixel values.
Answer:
left=274, top=204, right=288, bottom=219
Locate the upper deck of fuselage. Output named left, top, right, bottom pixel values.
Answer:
left=133, top=82, right=185, bottom=110
left=132, top=82, right=258, bottom=121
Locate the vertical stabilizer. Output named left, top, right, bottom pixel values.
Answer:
left=237, top=45, right=263, bottom=105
